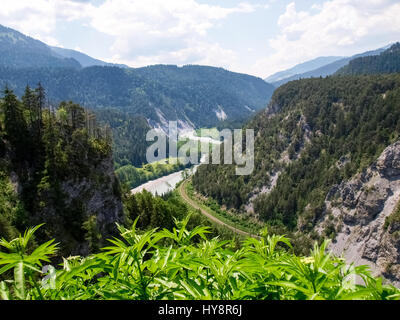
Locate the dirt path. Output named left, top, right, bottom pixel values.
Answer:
left=178, top=180, right=260, bottom=239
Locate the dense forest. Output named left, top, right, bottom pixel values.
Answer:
left=0, top=85, right=124, bottom=255
left=0, top=65, right=274, bottom=129
left=336, top=43, right=400, bottom=76
left=0, top=24, right=274, bottom=131
left=193, top=74, right=400, bottom=237
left=94, top=108, right=150, bottom=168
left=270, top=47, right=387, bottom=87
left=0, top=84, right=232, bottom=256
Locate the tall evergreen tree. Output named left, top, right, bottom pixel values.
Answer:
left=34, top=82, right=45, bottom=138
left=1, top=87, right=29, bottom=161
left=22, top=85, right=36, bottom=127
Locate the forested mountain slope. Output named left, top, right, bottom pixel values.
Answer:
left=265, top=56, right=344, bottom=83
left=94, top=108, right=150, bottom=168
left=0, top=25, right=274, bottom=130
left=0, top=86, right=124, bottom=256
left=270, top=46, right=388, bottom=87
left=0, top=25, right=81, bottom=69
left=0, top=64, right=274, bottom=129
left=193, top=74, right=400, bottom=281
left=336, top=43, right=400, bottom=75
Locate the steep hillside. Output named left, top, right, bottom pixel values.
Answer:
left=336, top=43, right=400, bottom=75
left=193, top=74, right=400, bottom=266
left=316, top=141, right=400, bottom=285
left=0, top=64, right=274, bottom=130
left=94, top=108, right=150, bottom=168
left=0, top=86, right=124, bottom=256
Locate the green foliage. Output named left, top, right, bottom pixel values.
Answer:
left=0, top=64, right=274, bottom=129
left=337, top=43, right=400, bottom=76
left=124, top=191, right=188, bottom=231
left=0, top=223, right=399, bottom=300
left=0, top=86, right=118, bottom=256
left=95, top=108, right=150, bottom=168
left=193, top=74, right=400, bottom=234
left=384, top=200, right=400, bottom=231
left=0, top=225, right=58, bottom=300
left=117, top=158, right=190, bottom=188
left=0, top=173, right=25, bottom=240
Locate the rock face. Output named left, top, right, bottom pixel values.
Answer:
left=61, top=156, right=124, bottom=248
left=23, top=153, right=124, bottom=256
left=317, top=141, right=400, bottom=286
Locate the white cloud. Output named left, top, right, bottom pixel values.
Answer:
left=87, top=0, right=256, bottom=64
left=0, top=0, right=255, bottom=69
left=0, top=0, right=92, bottom=43
left=118, top=39, right=239, bottom=70
left=3, top=0, right=398, bottom=79
left=255, top=0, right=400, bottom=78
left=0, top=0, right=56, bottom=36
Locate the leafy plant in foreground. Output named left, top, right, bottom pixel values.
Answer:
left=0, top=222, right=399, bottom=300
left=0, top=224, right=58, bottom=299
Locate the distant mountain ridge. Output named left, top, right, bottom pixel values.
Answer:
left=265, top=56, right=344, bottom=83
left=0, top=24, right=274, bottom=130
left=0, top=24, right=129, bottom=70
left=50, top=46, right=129, bottom=69
left=0, top=64, right=274, bottom=129
left=0, top=24, right=81, bottom=69
left=268, top=45, right=391, bottom=87
left=336, top=43, right=400, bottom=75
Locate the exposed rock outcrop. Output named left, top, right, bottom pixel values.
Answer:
left=36, top=155, right=124, bottom=256
left=61, top=156, right=123, bottom=238
left=317, top=141, right=400, bottom=286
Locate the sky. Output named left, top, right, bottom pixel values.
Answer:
left=0, top=0, right=400, bottom=78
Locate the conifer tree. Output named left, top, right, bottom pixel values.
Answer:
left=1, top=87, right=29, bottom=160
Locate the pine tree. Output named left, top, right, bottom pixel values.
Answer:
left=34, top=83, right=46, bottom=138
left=125, top=193, right=141, bottom=224
left=22, top=85, right=36, bottom=128
left=1, top=87, right=29, bottom=160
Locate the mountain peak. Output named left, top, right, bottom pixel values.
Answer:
left=0, top=24, right=81, bottom=69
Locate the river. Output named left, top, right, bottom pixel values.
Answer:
left=131, top=130, right=221, bottom=196
left=130, top=165, right=198, bottom=196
